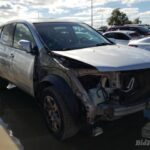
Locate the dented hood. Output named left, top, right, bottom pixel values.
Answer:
left=53, top=45, right=150, bottom=72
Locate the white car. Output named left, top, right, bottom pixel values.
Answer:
left=128, top=36, right=150, bottom=51
left=104, top=30, right=141, bottom=45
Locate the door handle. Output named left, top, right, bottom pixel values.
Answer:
left=10, top=53, right=14, bottom=58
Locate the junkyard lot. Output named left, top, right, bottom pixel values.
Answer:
left=0, top=88, right=149, bottom=150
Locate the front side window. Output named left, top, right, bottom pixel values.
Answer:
left=13, top=23, right=35, bottom=49
left=34, top=22, right=111, bottom=51
left=1, top=24, right=15, bottom=46
left=104, top=33, right=115, bottom=38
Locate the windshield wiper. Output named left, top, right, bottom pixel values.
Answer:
left=58, top=43, right=113, bottom=51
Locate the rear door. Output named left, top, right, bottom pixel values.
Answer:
left=11, top=23, right=37, bottom=96
left=0, top=23, right=15, bottom=80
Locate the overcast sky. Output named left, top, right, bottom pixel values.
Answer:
left=0, top=0, right=150, bottom=28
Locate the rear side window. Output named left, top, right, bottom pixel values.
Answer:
left=129, top=32, right=140, bottom=39
left=115, top=33, right=130, bottom=40
left=1, top=24, right=15, bottom=46
left=13, top=23, right=35, bottom=49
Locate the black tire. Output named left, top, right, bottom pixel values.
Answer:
left=0, top=78, right=8, bottom=90
left=41, top=86, right=79, bottom=140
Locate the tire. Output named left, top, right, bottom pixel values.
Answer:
left=0, top=78, right=8, bottom=90
left=41, top=86, right=79, bottom=140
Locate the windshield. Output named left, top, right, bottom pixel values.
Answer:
left=34, top=22, right=111, bottom=51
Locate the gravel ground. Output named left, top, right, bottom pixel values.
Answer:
left=0, top=88, right=150, bottom=150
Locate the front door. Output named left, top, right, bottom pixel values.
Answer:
left=11, top=23, right=37, bottom=96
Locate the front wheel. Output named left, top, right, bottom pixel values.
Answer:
left=41, top=86, right=78, bottom=140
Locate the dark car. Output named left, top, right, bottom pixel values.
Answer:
left=107, top=25, right=150, bottom=36
left=0, top=20, right=150, bottom=140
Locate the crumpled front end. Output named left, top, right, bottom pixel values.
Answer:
left=74, top=68, right=150, bottom=122
left=53, top=54, right=150, bottom=125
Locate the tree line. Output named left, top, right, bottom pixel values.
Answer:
left=107, top=8, right=142, bottom=26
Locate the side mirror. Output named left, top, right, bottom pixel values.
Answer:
left=18, top=40, right=32, bottom=53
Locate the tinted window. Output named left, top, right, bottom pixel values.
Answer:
left=14, top=23, right=35, bottom=49
left=1, top=24, right=15, bottom=46
left=104, top=33, right=115, bottom=38
left=138, top=27, right=149, bottom=34
left=34, top=22, right=111, bottom=51
left=115, top=33, right=130, bottom=40
left=129, top=32, right=140, bottom=39
left=129, top=27, right=137, bottom=32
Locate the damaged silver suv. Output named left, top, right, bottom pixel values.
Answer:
left=0, top=20, right=150, bottom=140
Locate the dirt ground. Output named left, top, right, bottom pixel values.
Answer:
left=0, top=88, right=150, bottom=150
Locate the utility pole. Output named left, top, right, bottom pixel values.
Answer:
left=101, top=13, right=103, bottom=26
left=37, top=10, right=40, bottom=20
left=91, top=0, right=93, bottom=27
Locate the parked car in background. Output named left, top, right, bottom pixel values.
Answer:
left=96, top=26, right=108, bottom=33
left=138, top=24, right=150, bottom=30
left=103, top=30, right=140, bottom=45
left=96, top=28, right=103, bottom=34
left=129, top=36, right=150, bottom=51
left=1, top=20, right=150, bottom=140
left=107, top=25, right=150, bottom=36
left=125, top=24, right=150, bottom=30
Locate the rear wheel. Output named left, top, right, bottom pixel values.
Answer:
left=42, top=86, right=78, bottom=140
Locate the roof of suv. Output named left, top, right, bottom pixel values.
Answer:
left=0, top=19, right=81, bottom=27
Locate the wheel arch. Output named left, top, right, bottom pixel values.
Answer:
left=38, top=75, right=81, bottom=123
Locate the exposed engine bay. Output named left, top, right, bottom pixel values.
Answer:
left=54, top=55, right=150, bottom=122
left=77, top=69, right=150, bottom=106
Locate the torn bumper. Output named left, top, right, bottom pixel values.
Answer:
left=96, top=101, right=150, bottom=120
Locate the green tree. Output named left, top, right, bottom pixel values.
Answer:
left=107, top=8, right=131, bottom=25
left=133, top=18, right=142, bottom=24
